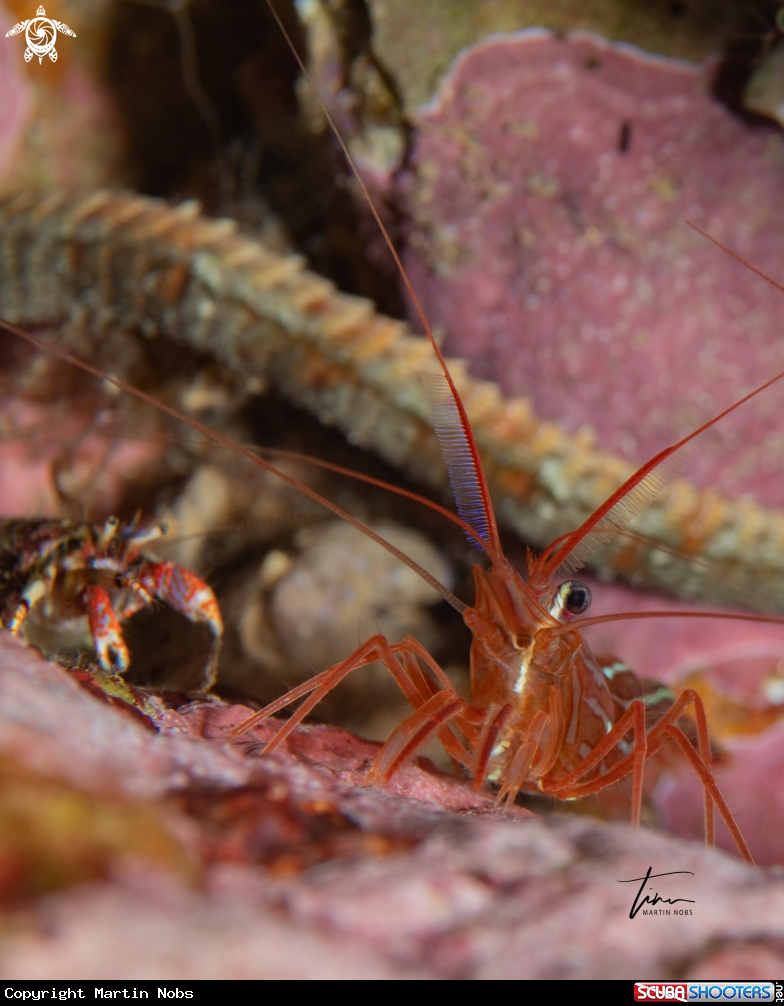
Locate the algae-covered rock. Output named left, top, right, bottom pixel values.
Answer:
left=368, top=0, right=747, bottom=113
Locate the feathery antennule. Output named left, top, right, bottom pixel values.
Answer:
left=82, top=420, right=764, bottom=605
left=552, top=452, right=687, bottom=578
left=422, top=373, right=493, bottom=553
left=542, top=524, right=771, bottom=611
left=263, top=0, right=502, bottom=562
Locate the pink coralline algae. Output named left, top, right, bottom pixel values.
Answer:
left=400, top=30, right=784, bottom=506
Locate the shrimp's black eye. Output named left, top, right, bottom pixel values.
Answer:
left=557, top=580, right=592, bottom=616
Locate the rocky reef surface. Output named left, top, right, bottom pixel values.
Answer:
left=2, top=632, right=784, bottom=980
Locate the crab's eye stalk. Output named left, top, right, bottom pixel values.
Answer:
left=555, top=580, right=592, bottom=617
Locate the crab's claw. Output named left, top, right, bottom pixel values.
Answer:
left=139, top=562, right=223, bottom=688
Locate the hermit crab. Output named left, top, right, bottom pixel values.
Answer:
left=0, top=516, right=222, bottom=690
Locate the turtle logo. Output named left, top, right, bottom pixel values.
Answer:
left=5, top=5, right=76, bottom=64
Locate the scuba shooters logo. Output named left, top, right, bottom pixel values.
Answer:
left=634, top=985, right=778, bottom=1002
left=5, top=5, right=75, bottom=63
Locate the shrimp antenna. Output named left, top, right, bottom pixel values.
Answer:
left=540, top=222, right=784, bottom=579
left=264, top=0, right=503, bottom=563
left=537, top=362, right=784, bottom=581
left=686, top=221, right=784, bottom=296
left=547, top=608, right=784, bottom=637
left=0, top=320, right=467, bottom=615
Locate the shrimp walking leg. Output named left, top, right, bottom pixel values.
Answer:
left=366, top=689, right=468, bottom=783
left=528, top=685, right=567, bottom=784
left=493, top=687, right=569, bottom=807
left=389, top=648, right=474, bottom=768
left=472, top=704, right=514, bottom=788
left=496, top=710, right=549, bottom=807
left=548, top=690, right=750, bottom=861
left=665, top=723, right=749, bottom=861
left=546, top=699, right=649, bottom=824
left=231, top=635, right=463, bottom=764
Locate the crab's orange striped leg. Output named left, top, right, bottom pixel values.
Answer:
left=8, top=577, right=49, bottom=635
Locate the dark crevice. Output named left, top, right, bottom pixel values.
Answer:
left=105, top=0, right=406, bottom=317
left=710, top=1, right=784, bottom=125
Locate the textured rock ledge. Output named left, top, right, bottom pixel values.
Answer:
left=1, top=631, right=784, bottom=979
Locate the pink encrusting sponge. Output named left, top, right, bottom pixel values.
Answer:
left=400, top=31, right=784, bottom=507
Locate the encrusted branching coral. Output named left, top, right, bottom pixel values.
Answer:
left=1, top=189, right=783, bottom=611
